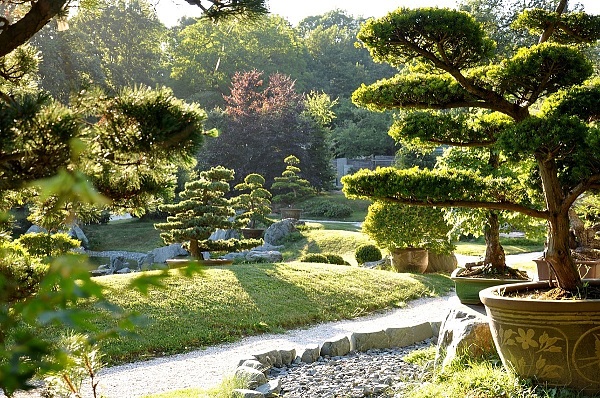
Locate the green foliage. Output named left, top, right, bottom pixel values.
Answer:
left=0, top=240, right=47, bottom=303
left=357, top=8, right=495, bottom=68
left=299, top=253, right=329, bottom=264
left=16, top=232, right=80, bottom=259
left=301, top=198, right=353, bottom=219
left=271, top=155, right=316, bottom=207
left=513, top=9, right=600, bottom=44
left=355, top=244, right=382, bottom=264
left=362, top=201, right=455, bottom=254
left=43, top=332, right=104, bottom=398
left=323, top=253, right=347, bottom=265
left=156, top=166, right=259, bottom=258
left=234, top=173, right=273, bottom=229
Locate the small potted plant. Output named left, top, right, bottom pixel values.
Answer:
left=234, top=173, right=273, bottom=239
left=362, top=201, right=455, bottom=273
left=271, top=155, right=315, bottom=220
left=155, top=166, right=261, bottom=265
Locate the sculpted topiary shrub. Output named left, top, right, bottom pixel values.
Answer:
left=355, top=244, right=382, bottom=265
left=16, top=233, right=80, bottom=259
left=299, top=253, right=329, bottom=264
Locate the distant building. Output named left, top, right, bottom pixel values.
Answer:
left=333, top=156, right=395, bottom=187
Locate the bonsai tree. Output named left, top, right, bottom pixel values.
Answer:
left=234, top=173, right=273, bottom=229
left=343, top=2, right=600, bottom=292
left=155, top=166, right=260, bottom=259
left=271, top=155, right=316, bottom=208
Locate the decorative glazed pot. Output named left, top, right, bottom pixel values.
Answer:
left=390, top=248, right=428, bottom=273
left=241, top=228, right=265, bottom=239
left=451, top=267, right=529, bottom=305
left=280, top=208, right=302, bottom=220
left=480, top=280, right=600, bottom=394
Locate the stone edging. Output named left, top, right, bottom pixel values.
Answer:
left=231, top=321, right=442, bottom=398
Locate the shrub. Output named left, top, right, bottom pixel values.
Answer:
left=0, top=240, right=47, bottom=303
left=323, top=253, right=347, bottom=265
left=299, top=253, right=329, bottom=264
left=355, top=244, right=382, bottom=264
left=302, top=198, right=353, bottom=219
left=17, top=232, right=81, bottom=258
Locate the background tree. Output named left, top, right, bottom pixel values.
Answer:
left=155, top=166, right=259, bottom=259
left=343, top=3, right=600, bottom=291
left=199, top=70, right=334, bottom=189
left=168, top=15, right=305, bottom=108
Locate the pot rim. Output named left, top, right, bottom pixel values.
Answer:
left=480, top=280, right=600, bottom=312
left=451, top=267, right=531, bottom=282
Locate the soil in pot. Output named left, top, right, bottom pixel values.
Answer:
left=480, top=280, right=600, bottom=394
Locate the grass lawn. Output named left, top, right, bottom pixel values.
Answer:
left=454, top=237, right=545, bottom=256
left=45, top=263, right=452, bottom=366
left=82, top=218, right=163, bottom=252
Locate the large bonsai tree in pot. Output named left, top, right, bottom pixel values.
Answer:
left=343, top=2, right=600, bottom=293
left=342, top=3, right=600, bottom=392
left=155, top=166, right=261, bottom=260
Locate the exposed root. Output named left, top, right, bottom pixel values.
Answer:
left=459, top=262, right=529, bottom=280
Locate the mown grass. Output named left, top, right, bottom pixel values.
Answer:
left=281, top=224, right=374, bottom=265
left=142, top=376, right=245, bottom=398
left=404, top=350, right=594, bottom=398
left=44, top=263, right=452, bottom=366
left=82, top=218, right=163, bottom=252
left=297, top=191, right=371, bottom=222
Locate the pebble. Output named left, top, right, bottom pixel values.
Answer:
left=271, top=340, right=433, bottom=398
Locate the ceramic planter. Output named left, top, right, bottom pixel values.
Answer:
left=450, top=267, right=529, bottom=305
left=480, top=280, right=600, bottom=394
left=391, top=248, right=428, bottom=273
left=535, top=257, right=600, bottom=280
left=280, top=208, right=301, bottom=220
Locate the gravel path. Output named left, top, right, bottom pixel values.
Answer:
left=89, top=294, right=452, bottom=398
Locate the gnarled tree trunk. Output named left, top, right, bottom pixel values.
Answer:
left=484, top=211, right=506, bottom=273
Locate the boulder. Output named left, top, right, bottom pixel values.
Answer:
left=246, top=250, right=283, bottom=263
left=253, top=350, right=281, bottom=368
left=232, top=389, right=265, bottom=398
left=110, top=256, right=129, bottom=272
left=239, top=359, right=267, bottom=374
left=210, top=229, right=240, bottom=241
left=299, top=344, right=320, bottom=363
left=252, top=243, right=284, bottom=251
left=435, top=297, right=496, bottom=369
left=320, top=336, right=351, bottom=357
left=426, top=252, right=458, bottom=273
left=350, top=330, right=390, bottom=352
left=67, top=224, right=89, bottom=247
left=234, top=366, right=268, bottom=389
left=264, top=219, right=297, bottom=245
left=150, top=244, right=188, bottom=264
left=278, top=349, right=296, bottom=366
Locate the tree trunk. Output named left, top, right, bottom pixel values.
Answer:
left=189, top=239, right=200, bottom=259
left=546, top=210, right=582, bottom=290
left=484, top=211, right=506, bottom=273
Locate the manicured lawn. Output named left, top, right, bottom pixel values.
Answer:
left=82, top=218, right=163, bottom=252
left=454, top=237, right=545, bottom=256
left=45, top=262, right=452, bottom=365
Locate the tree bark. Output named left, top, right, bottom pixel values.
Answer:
left=484, top=211, right=506, bottom=273
left=0, top=0, right=68, bottom=58
left=189, top=239, right=200, bottom=259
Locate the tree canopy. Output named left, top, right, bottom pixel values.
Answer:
left=343, top=1, right=600, bottom=291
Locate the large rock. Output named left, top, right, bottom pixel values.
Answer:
left=67, top=224, right=89, bottom=247
left=210, top=229, right=240, bottom=241
left=246, top=250, right=283, bottom=263
left=299, top=344, right=320, bottom=363
left=25, top=225, right=47, bottom=234
left=263, top=219, right=297, bottom=246
left=320, top=336, right=351, bottom=357
left=234, top=366, right=268, bottom=389
left=256, top=379, right=282, bottom=398
left=150, top=243, right=188, bottom=264
left=350, top=330, right=390, bottom=352
left=435, top=297, right=496, bottom=369
left=426, top=252, right=458, bottom=273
